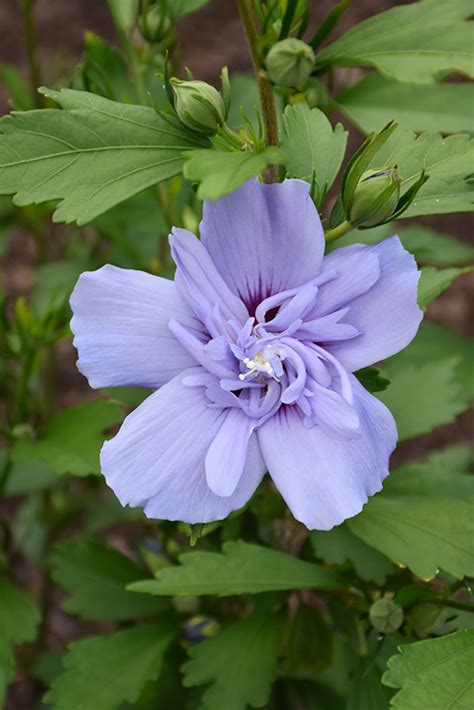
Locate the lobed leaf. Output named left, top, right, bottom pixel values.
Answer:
left=182, top=611, right=284, bottom=710
left=128, top=540, right=347, bottom=596
left=348, top=446, right=474, bottom=580
left=367, top=128, right=474, bottom=218
left=50, top=540, right=168, bottom=620
left=281, top=103, right=348, bottom=207
left=11, top=399, right=123, bottom=476
left=0, top=88, right=207, bottom=225
left=383, top=630, right=474, bottom=709
left=45, top=623, right=175, bottom=710
left=183, top=146, right=285, bottom=200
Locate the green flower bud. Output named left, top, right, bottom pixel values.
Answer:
left=138, top=4, right=172, bottom=43
left=266, top=38, right=315, bottom=88
left=171, top=79, right=226, bottom=135
left=304, top=78, right=329, bottom=110
left=369, top=598, right=404, bottom=634
left=349, top=166, right=401, bottom=228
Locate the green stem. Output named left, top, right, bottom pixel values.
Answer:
left=429, top=599, right=474, bottom=613
left=12, top=347, right=36, bottom=425
left=237, top=0, right=279, bottom=182
left=19, top=0, right=43, bottom=107
left=220, top=122, right=247, bottom=150
left=324, top=220, right=352, bottom=243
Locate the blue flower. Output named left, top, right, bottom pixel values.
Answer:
left=70, top=179, right=422, bottom=530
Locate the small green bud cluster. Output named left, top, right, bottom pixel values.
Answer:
left=171, top=79, right=226, bottom=136
left=266, top=38, right=315, bottom=89
left=369, top=598, right=404, bottom=634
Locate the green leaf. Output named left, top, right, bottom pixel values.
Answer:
left=0, top=88, right=206, bottom=225
left=328, top=222, right=474, bottom=267
left=315, top=0, right=474, bottom=83
left=11, top=399, right=123, bottom=476
left=45, top=623, right=175, bottom=710
left=367, top=128, right=474, bottom=218
left=354, top=366, right=390, bottom=393
left=285, top=604, right=334, bottom=674
left=0, top=579, right=40, bottom=705
left=347, top=665, right=392, bottom=710
left=227, top=74, right=260, bottom=131
left=182, top=611, right=284, bottom=710
left=128, top=540, right=347, bottom=596
left=0, top=64, right=35, bottom=111
left=336, top=74, right=474, bottom=135
left=418, top=265, right=472, bottom=308
left=311, top=525, right=394, bottom=585
left=106, top=0, right=139, bottom=32
left=80, top=32, right=135, bottom=103
left=281, top=103, right=348, bottom=207
left=378, top=359, right=466, bottom=440
left=169, top=0, right=210, bottom=20
left=4, top=459, right=58, bottom=496
left=31, top=259, right=88, bottom=318
left=183, top=146, right=285, bottom=200
left=382, top=630, right=474, bottom=710
left=394, top=225, right=474, bottom=266
left=50, top=540, right=167, bottom=620
left=348, top=446, right=474, bottom=580
left=389, top=321, right=474, bottom=402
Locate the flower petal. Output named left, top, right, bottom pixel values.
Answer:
left=170, top=227, right=248, bottom=326
left=200, top=179, right=325, bottom=311
left=101, top=369, right=265, bottom=523
left=257, top=376, right=397, bottom=530
left=70, top=265, right=204, bottom=389
left=205, top=408, right=256, bottom=497
left=322, top=237, right=423, bottom=371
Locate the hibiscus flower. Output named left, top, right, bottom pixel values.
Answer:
left=70, top=179, right=422, bottom=530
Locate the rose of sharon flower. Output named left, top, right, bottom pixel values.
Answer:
left=70, top=179, right=422, bottom=530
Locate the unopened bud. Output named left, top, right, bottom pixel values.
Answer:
left=369, top=598, right=404, bottom=633
left=171, top=79, right=226, bottom=135
left=138, top=4, right=172, bottom=42
left=349, top=166, right=401, bottom=228
left=266, top=38, right=315, bottom=88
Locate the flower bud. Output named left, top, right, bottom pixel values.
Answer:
left=138, top=4, right=172, bottom=43
left=266, top=38, right=315, bottom=88
left=349, top=166, right=401, bottom=228
left=171, top=79, right=226, bottom=135
left=369, top=598, right=404, bottom=634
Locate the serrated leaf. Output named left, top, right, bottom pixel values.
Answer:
left=182, top=611, right=283, bottom=710
left=11, top=400, right=123, bottom=476
left=336, top=74, right=474, bottom=135
left=389, top=321, right=474, bottom=403
left=45, top=623, right=174, bottom=710
left=311, top=525, right=394, bottom=585
left=367, top=128, right=474, bottom=217
left=50, top=540, right=167, bottom=620
left=128, top=540, right=347, bottom=597
left=183, top=147, right=285, bottom=200
left=379, top=359, right=466, bottom=440
left=418, top=265, right=472, bottom=308
left=382, top=630, right=474, bottom=710
left=315, top=0, right=474, bottom=83
left=348, top=446, right=474, bottom=580
left=0, top=579, right=40, bottom=705
left=281, top=103, right=348, bottom=207
left=0, top=88, right=206, bottom=225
